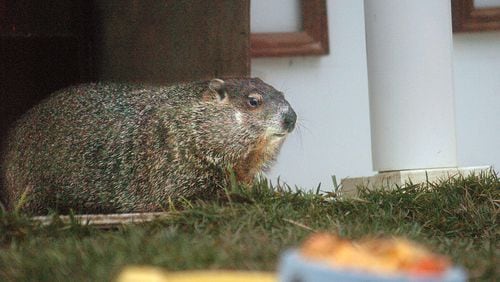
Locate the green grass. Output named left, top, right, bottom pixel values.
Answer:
left=0, top=172, right=498, bottom=281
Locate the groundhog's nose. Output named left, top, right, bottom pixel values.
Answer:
left=282, top=108, right=297, bottom=132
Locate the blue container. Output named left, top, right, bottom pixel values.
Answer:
left=278, top=249, right=467, bottom=282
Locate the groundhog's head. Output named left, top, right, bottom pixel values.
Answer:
left=199, top=78, right=296, bottom=183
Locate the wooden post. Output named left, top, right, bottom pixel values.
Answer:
left=93, top=0, right=250, bottom=84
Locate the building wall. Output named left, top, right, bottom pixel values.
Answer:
left=454, top=32, right=500, bottom=169
left=251, top=0, right=500, bottom=190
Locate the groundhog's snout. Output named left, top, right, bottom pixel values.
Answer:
left=282, top=107, right=297, bottom=133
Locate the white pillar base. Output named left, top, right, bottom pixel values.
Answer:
left=340, top=166, right=493, bottom=198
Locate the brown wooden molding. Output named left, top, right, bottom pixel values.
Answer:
left=452, top=0, right=500, bottom=32
left=250, top=0, right=329, bottom=57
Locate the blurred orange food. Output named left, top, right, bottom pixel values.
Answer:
left=300, top=233, right=451, bottom=275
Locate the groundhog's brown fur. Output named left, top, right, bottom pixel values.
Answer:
left=1, top=78, right=296, bottom=215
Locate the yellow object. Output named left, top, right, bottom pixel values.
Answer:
left=116, top=266, right=276, bottom=282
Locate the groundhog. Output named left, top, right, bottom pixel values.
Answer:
left=1, top=78, right=296, bottom=215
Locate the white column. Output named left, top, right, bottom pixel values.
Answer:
left=364, top=0, right=457, bottom=172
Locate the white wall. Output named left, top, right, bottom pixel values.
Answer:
left=454, top=32, right=500, bottom=169
left=251, top=0, right=500, bottom=190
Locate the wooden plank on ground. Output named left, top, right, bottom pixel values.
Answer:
left=32, top=212, right=172, bottom=228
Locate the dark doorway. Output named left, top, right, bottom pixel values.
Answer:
left=1, top=0, right=250, bottom=146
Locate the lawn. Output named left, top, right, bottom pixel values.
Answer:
left=0, top=172, right=498, bottom=281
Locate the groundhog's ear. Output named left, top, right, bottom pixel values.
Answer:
left=207, top=78, right=228, bottom=102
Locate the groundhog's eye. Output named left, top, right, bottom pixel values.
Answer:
left=247, top=93, right=263, bottom=108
